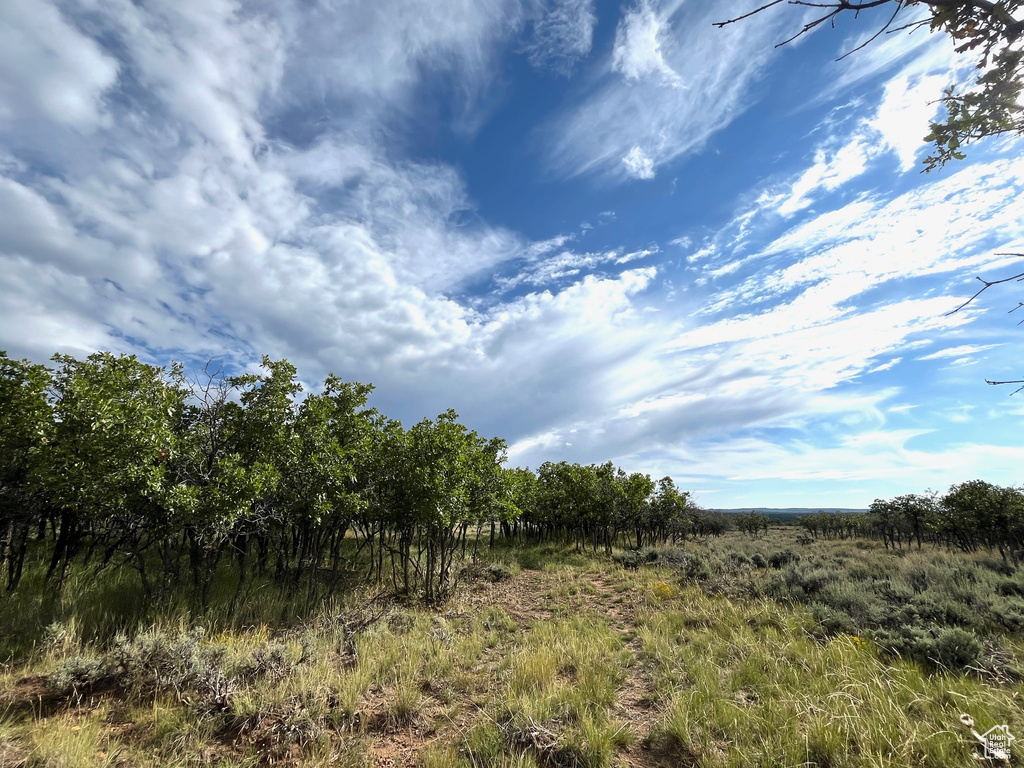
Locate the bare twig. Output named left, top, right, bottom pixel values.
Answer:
left=985, top=378, right=1024, bottom=395
left=837, top=1, right=904, bottom=59
left=886, top=17, right=933, bottom=34
left=945, top=255, right=1024, bottom=315
left=716, top=0, right=1024, bottom=49
left=712, top=0, right=787, bottom=28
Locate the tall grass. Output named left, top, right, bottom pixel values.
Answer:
left=637, top=583, right=1022, bottom=767
left=2, top=533, right=1023, bottom=768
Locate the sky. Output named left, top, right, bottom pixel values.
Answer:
left=1, top=0, right=1023, bottom=508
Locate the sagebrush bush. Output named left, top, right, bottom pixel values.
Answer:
left=934, top=627, right=984, bottom=669
left=670, top=527, right=1024, bottom=673
left=768, top=549, right=799, bottom=569
left=47, top=654, right=112, bottom=697
left=810, top=603, right=856, bottom=636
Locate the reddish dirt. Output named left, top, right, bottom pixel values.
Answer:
left=0, top=740, right=29, bottom=768
left=461, top=568, right=554, bottom=628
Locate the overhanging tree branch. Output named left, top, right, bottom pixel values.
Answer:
left=715, top=1, right=1024, bottom=169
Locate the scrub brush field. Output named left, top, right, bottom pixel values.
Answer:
left=2, top=528, right=1023, bottom=768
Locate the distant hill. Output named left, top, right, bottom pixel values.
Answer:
left=711, top=507, right=867, bottom=516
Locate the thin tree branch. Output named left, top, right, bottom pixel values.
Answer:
left=985, top=378, right=1024, bottom=395
left=887, top=17, right=932, bottom=34
left=716, top=0, right=1024, bottom=47
left=837, top=1, right=904, bottom=60
left=712, top=0, right=788, bottom=28
left=945, top=255, right=1024, bottom=315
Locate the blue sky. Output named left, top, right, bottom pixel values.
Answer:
left=2, top=0, right=1023, bottom=508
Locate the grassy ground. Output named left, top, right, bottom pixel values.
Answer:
left=2, top=530, right=1022, bottom=767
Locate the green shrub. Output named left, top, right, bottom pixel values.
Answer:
left=486, top=563, right=516, bottom=582
left=871, top=579, right=914, bottom=603
left=980, top=558, right=1015, bottom=577
left=679, top=553, right=712, bottom=582
left=934, top=628, right=983, bottom=669
left=728, top=552, right=751, bottom=567
left=768, top=550, right=799, bottom=569
left=997, top=578, right=1024, bottom=597
left=810, top=604, right=855, bottom=637
left=47, top=655, right=113, bottom=697
left=817, top=584, right=879, bottom=626
left=48, top=627, right=235, bottom=709
left=906, top=568, right=929, bottom=594
left=909, top=595, right=976, bottom=628
left=645, top=547, right=688, bottom=566
left=782, top=564, right=834, bottom=596
left=611, top=551, right=642, bottom=570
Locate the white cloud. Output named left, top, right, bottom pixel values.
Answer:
left=611, top=2, right=682, bottom=86
left=0, top=0, right=119, bottom=132
left=0, top=0, right=526, bottom=372
left=826, top=18, right=958, bottom=100
left=664, top=434, right=1024, bottom=490
left=507, top=285, right=972, bottom=471
left=496, top=246, right=652, bottom=291
left=616, top=247, right=657, bottom=264
left=703, top=155, right=1024, bottom=315
left=869, top=357, right=901, bottom=373
left=917, top=344, right=1001, bottom=361
left=777, top=139, right=872, bottom=216
left=0, top=0, right=671, bottom=451
left=622, top=146, right=656, bottom=179
left=273, top=0, right=522, bottom=113
left=544, top=0, right=793, bottom=180
left=869, top=74, right=947, bottom=171
left=524, top=0, right=596, bottom=75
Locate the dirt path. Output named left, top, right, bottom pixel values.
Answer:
left=470, top=568, right=665, bottom=768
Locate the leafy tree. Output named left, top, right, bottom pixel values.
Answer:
left=0, top=353, right=53, bottom=590
left=463, top=435, right=514, bottom=559
left=357, top=413, right=409, bottom=585
left=690, top=508, right=731, bottom=537
left=279, top=375, right=374, bottom=594
left=165, top=363, right=276, bottom=603
left=867, top=498, right=904, bottom=549
left=617, top=470, right=655, bottom=549
left=648, top=476, right=691, bottom=543
left=494, top=465, right=537, bottom=544
left=717, top=0, right=1024, bottom=170
left=399, top=410, right=497, bottom=601
left=889, top=492, right=939, bottom=549
left=38, top=353, right=186, bottom=587
left=735, top=510, right=770, bottom=539
left=942, top=479, right=1024, bottom=560
left=534, top=461, right=597, bottom=547
left=227, top=357, right=300, bottom=596
left=1, top=346, right=712, bottom=605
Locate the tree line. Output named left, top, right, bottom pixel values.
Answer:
left=797, top=482, right=1024, bottom=563
left=0, top=350, right=719, bottom=604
